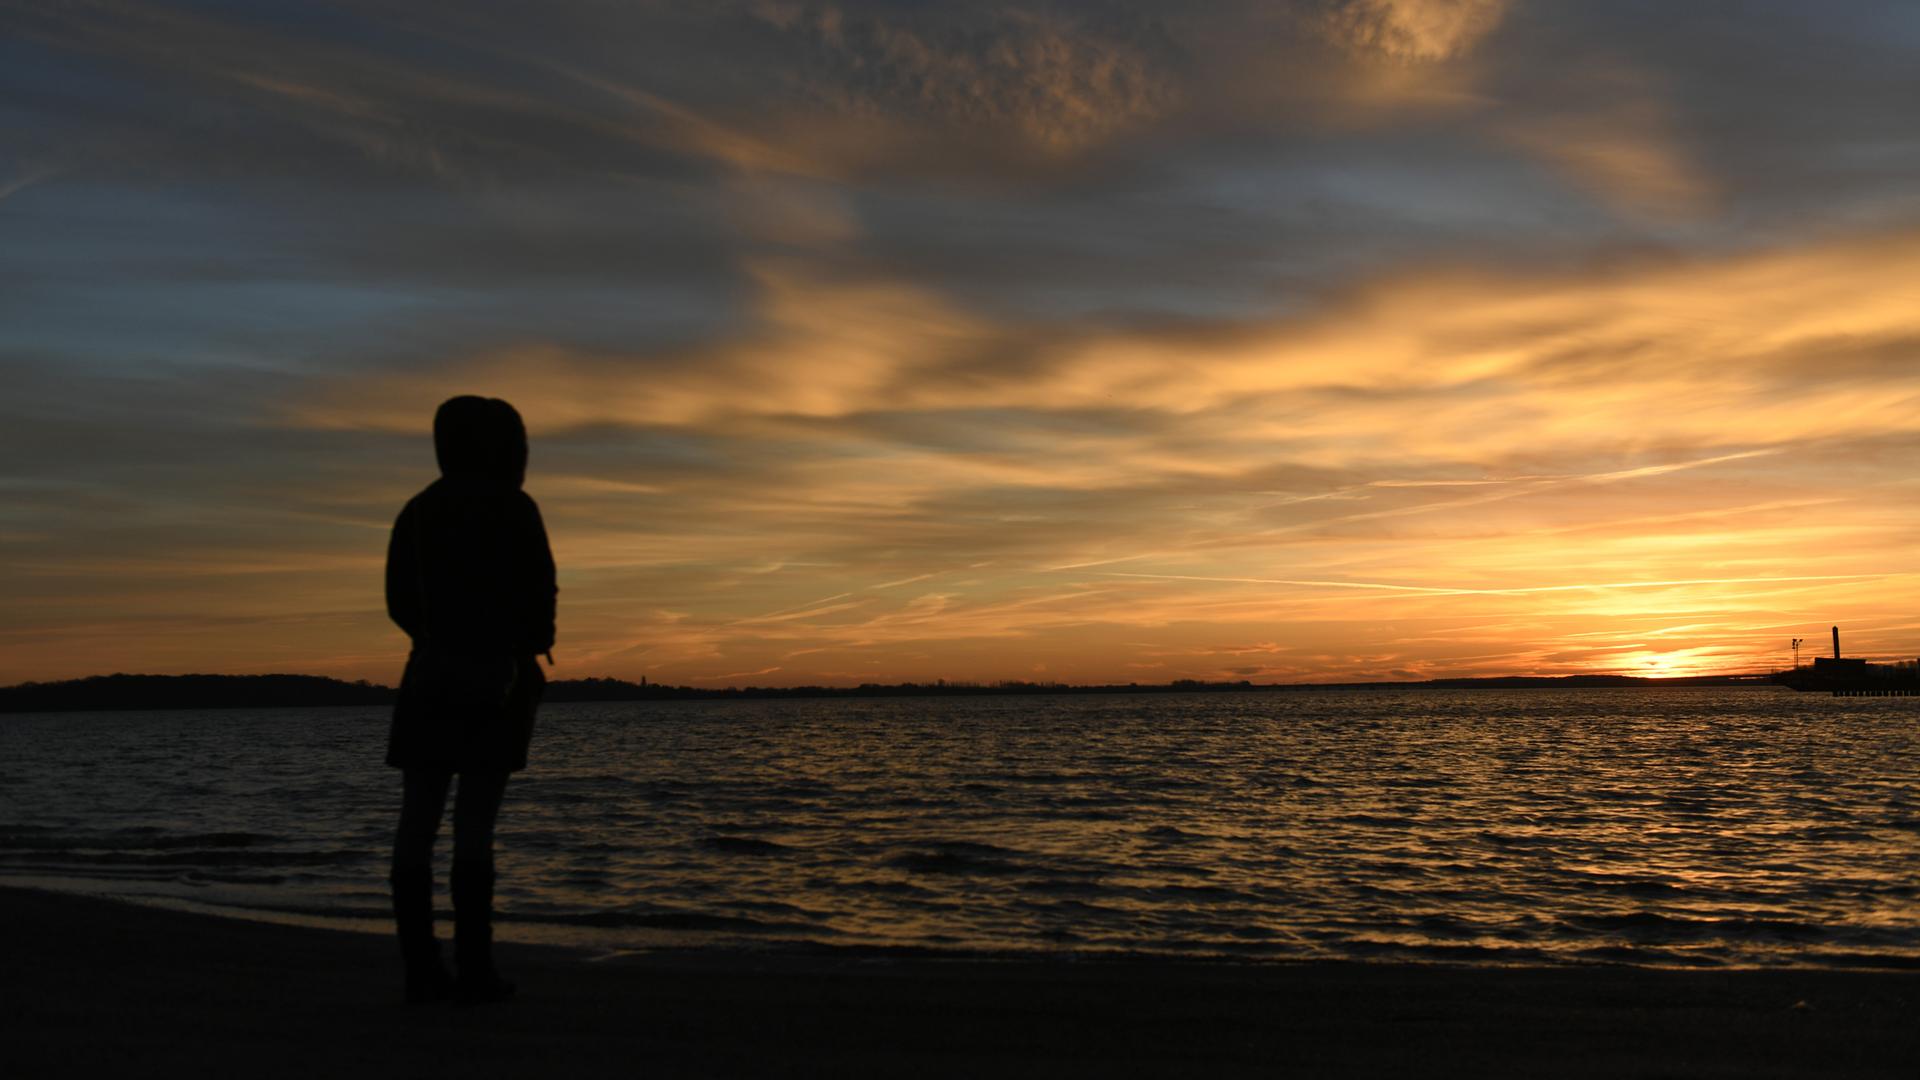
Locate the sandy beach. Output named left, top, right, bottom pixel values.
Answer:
left=2, top=886, right=1913, bottom=1078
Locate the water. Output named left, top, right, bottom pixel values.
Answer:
left=2, top=689, right=1917, bottom=968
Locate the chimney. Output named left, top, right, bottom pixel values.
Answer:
left=1832, top=626, right=1841, bottom=660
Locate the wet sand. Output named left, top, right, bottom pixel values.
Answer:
left=2, top=886, right=1913, bottom=1078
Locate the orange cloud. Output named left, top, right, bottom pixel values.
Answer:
left=1330, top=0, right=1513, bottom=62
left=246, top=227, right=1920, bottom=684
left=292, top=229, right=1920, bottom=456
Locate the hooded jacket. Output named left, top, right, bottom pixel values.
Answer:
left=385, top=396, right=556, bottom=772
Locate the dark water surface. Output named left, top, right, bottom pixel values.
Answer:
left=3, top=689, right=1916, bottom=967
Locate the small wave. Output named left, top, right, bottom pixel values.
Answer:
left=700, top=835, right=790, bottom=856
left=1788, top=950, right=1920, bottom=971
left=1560, top=912, right=1831, bottom=943
left=1131, top=882, right=1248, bottom=902
left=888, top=852, right=1024, bottom=876
left=1803, top=826, right=1874, bottom=841
left=1477, top=830, right=1558, bottom=848
left=1572, top=875, right=1688, bottom=897
left=1138, top=825, right=1205, bottom=843
left=1569, top=944, right=1722, bottom=967
left=1339, top=938, right=1556, bottom=964
left=1410, top=914, right=1487, bottom=939
left=1018, top=878, right=1106, bottom=897
left=182, top=871, right=289, bottom=885
left=886, top=840, right=1025, bottom=877
left=551, top=909, right=806, bottom=933
left=972, top=772, right=1077, bottom=786
left=826, top=878, right=938, bottom=898
left=0, top=848, right=367, bottom=869
left=0, top=831, right=278, bottom=852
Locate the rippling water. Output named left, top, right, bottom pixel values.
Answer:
left=3, top=689, right=1917, bottom=968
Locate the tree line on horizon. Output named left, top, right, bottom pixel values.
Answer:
left=0, top=670, right=1773, bottom=713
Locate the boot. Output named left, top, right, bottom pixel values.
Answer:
left=390, top=866, right=452, bottom=1003
left=452, top=862, right=515, bottom=1005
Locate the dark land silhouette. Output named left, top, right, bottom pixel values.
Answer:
left=0, top=670, right=1779, bottom=712
left=0, top=673, right=399, bottom=712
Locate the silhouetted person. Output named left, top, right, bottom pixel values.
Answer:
left=385, top=396, right=556, bottom=1004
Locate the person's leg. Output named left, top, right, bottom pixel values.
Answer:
left=391, top=768, right=453, bottom=1001
left=450, top=768, right=512, bottom=1000
left=393, top=768, right=453, bottom=874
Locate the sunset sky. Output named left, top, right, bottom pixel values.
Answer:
left=5, top=1, right=1920, bottom=686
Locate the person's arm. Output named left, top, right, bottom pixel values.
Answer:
left=386, top=500, right=426, bottom=642
left=520, top=495, right=558, bottom=660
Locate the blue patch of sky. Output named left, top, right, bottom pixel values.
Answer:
left=0, top=179, right=752, bottom=373
left=1, top=186, right=427, bottom=371
left=1175, top=138, right=1636, bottom=258
left=0, top=36, right=144, bottom=131
left=850, top=183, right=1297, bottom=324
left=1782, top=0, right=1920, bottom=47
left=117, top=0, right=500, bottom=80
left=847, top=134, right=1655, bottom=326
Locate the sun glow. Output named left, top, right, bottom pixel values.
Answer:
left=1611, top=649, right=1728, bottom=680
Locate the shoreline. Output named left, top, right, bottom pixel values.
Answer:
left=16, top=873, right=1918, bottom=972
left=5, top=885, right=1915, bottom=1077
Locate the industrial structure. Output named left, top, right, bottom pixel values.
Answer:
left=1773, top=627, right=1920, bottom=696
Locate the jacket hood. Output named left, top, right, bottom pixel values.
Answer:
left=434, top=395, right=527, bottom=489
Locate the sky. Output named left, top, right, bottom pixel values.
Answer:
left=5, top=0, right=1920, bottom=687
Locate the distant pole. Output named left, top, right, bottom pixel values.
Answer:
left=1792, top=638, right=1802, bottom=669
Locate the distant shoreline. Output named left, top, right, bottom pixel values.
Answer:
left=0, top=670, right=1778, bottom=713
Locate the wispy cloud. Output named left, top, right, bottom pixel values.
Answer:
left=1097, top=571, right=1887, bottom=599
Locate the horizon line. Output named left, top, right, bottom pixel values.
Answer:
left=2, top=668, right=1794, bottom=694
